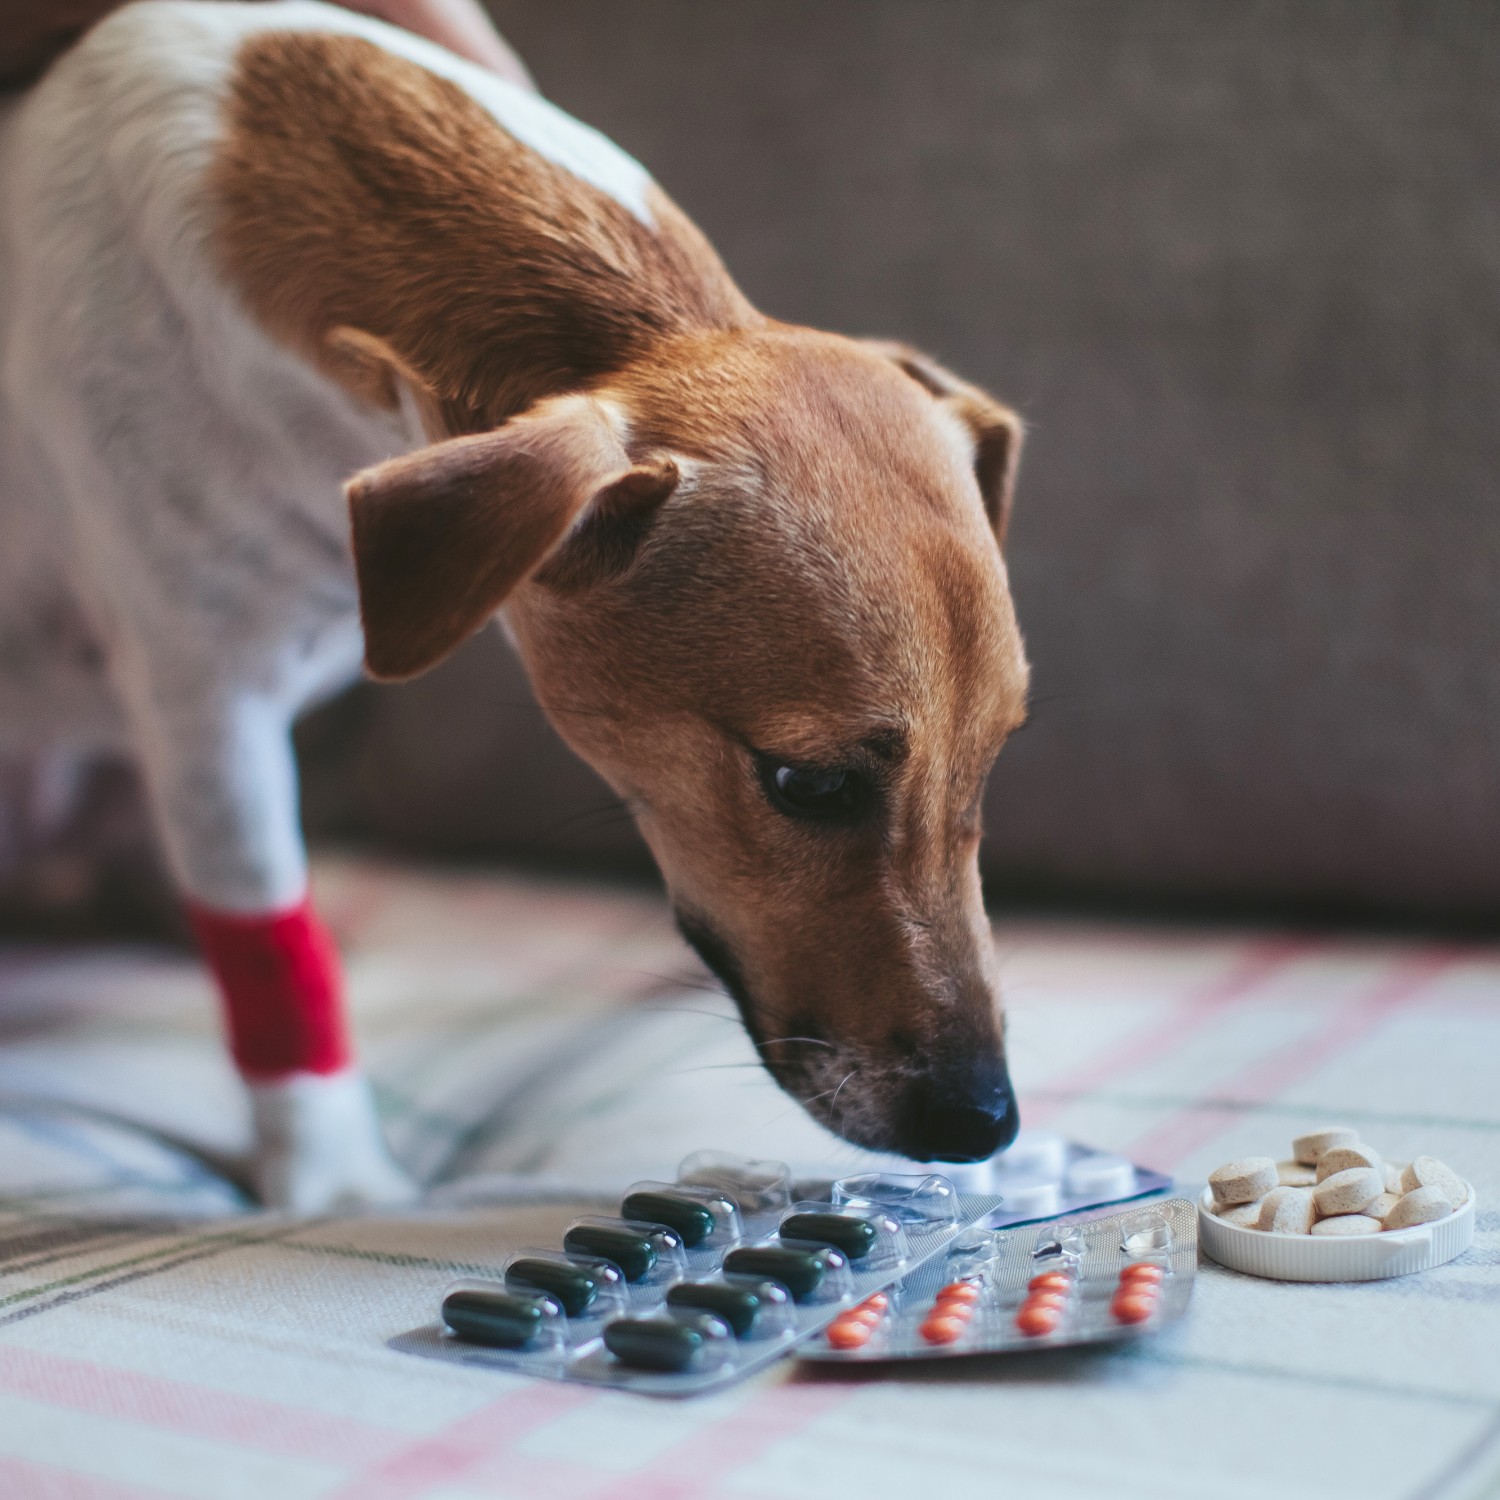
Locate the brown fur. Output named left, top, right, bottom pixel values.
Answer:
left=211, top=32, right=756, bottom=433
left=212, top=28, right=1032, bottom=1158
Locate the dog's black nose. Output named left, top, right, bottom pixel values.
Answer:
left=892, top=1068, right=1020, bottom=1162
left=913, top=1103, right=1018, bottom=1162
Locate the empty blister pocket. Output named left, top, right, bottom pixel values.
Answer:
left=676, top=1150, right=794, bottom=1214
left=833, top=1172, right=962, bottom=1228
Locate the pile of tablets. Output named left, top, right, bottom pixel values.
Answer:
left=1207, top=1132, right=1471, bottom=1236
left=402, top=1151, right=1001, bottom=1394
left=1198, top=1130, right=1476, bottom=1281
left=799, top=1198, right=1198, bottom=1364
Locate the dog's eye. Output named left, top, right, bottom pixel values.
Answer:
left=755, top=755, right=867, bottom=822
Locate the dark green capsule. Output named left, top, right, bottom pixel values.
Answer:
left=722, top=1245, right=828, bottom=1302
left=603, top=1315, right=719, bottom=1373
left=620, top=1191, right=717, bottom=1248
left=665, top=1281, right=762, bottom=1337
left=563, top=1225, right=659, bottom=1282
left=505, top=1257, right=601, bottom=1317
left=779, top=1211, right=878, bottom=1261
left=441, top=1288, right=551, bottom=1349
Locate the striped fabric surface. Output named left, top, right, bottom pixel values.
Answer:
left=0, top=855, right=1496, bottom=1500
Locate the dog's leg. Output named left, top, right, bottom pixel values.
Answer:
left=123, top=686, right=415, bottom=1212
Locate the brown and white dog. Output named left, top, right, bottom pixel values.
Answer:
left=0, top=2, right=1030, bottom=1209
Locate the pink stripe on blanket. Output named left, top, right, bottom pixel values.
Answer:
left=1129, top=948, right=1457, bottom=1171
left=322, top=1379, right=595, bottom=1500
left=0, top=1346, right=404, bottom=1466
left=0, top=1455, right=177, bottom=1499
left=578, top=1383, right=849, bottom=1500
left=1022, top=937, right=1310, bottom=1128
left=328, top=1376, right=851, bottom=1500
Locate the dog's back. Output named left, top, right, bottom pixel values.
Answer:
left=0, top=1, right=670, bottom=897
left=0, top=2, right=696, bottom=760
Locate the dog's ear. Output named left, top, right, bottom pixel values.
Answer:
left=346, top=393, right=678, bottom=681
left=865, top=341, right=1023, bottom=547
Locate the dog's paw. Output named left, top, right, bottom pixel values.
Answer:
left=247, top=1068, right=419, bottom=1213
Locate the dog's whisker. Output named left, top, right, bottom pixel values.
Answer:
left=635, top=1004, right=739, bottom=1021
left=662, top=1062, right=766, bottom=1076
left=828, top=1068, right=864, bottom=1128
left=798, top=1070, right=857, bottom=1111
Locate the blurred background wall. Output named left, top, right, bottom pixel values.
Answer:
left=300, top=0, right=1500, bottom=927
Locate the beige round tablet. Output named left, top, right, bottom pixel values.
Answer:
left=1383, top=1162, right=1406, bottom=1194
left=1385, top=1185, right=1454, bottom=1230
left=1315, top=1143, right=1383, bottom=1182
left=1292, top=1127, right=1359, bottom=1166
left=1400, top=1157, right=1468, bottom=1206
left=1312, top=1166, right=1384, bottom=1216
left=1257, top=1186, right=1318, bottom=1234
left=1210, top=1157, right=1279, bottom=1205
left=1366, top=1192, right=1401, bottom=1223
left=1310, top=1214, right=1382, bottom=1237
left=1216, top=1200, right=1265, bottom=1228
left=1277, top=1159, right=1316, bottom=1187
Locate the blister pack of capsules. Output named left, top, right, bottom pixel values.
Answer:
left=799, top=1197, right=1197, bottom=1362
left=393, top=1151, right=1002, bottom=1395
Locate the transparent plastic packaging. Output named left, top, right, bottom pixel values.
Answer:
left=665, top=1273, right=797, bottom=1342
left=779, top=1199, right=909, bottom=1272
left=621, top=1180, right=743, bottom=1256
left=602, top=1309, right=736, bottom=1375
left=724, top=1240, right=854, bottom=1305
left=833, top=1172, right=961, bottom=1228
left=801, top=1197, right=1198, bottom=1364
left=440, top=1280, right=570, bottom=1369
left=943, top=1226, right=1009, bottom=1284
left=677, top=1151, right=793, bottom=1213
left=1032, top=1219, right=1089, bottom=1267
left=561, top=1216, right=687, bottom=1288
left=395, top=1148, right=1002, bottom=1394
left=503, top=1247, right=628, bottom=1321
left=1120, top=1205, right=1174, bottom=1262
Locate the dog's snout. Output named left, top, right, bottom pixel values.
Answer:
left=893, top=1061, right=1019, bottom=1163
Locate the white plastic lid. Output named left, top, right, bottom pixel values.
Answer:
left=1197, top=1186, right=1476, bottom=1281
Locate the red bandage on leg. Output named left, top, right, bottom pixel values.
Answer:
left=187, top=898, right=352, bottom=1080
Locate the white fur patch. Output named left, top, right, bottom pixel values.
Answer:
left=247, top=1067, right=416, bottom=1210
left=458, top=71, right=656, bottom=227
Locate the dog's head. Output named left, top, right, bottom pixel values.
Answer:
left=346, top=328, right=1029, bottom=1161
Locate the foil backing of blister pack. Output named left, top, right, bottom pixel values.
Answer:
left=391, top=1155, right=1004, bottom=1396
left=799, top=1197, right=1198, bottom=1362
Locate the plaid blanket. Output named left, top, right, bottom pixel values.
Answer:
left=0, top=856, right=1496, bottom=1500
